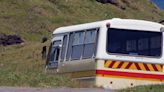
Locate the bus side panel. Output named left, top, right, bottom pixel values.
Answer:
left=58, top=59, right=96, bottom=76
left=95, top=59, right=164, bottom=89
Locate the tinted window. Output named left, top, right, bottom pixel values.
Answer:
left=107, top=28, right=162, bottom=57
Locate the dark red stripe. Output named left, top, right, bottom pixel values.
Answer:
left=160, top=65, right=163, bottom=68
left=109, top=61, right=116, bottom=68
left=96, top=70, right=164, bottom=81
left=117, top=62, right=124, bottom=68
left=143, top=63, right=150, bottom=71
left=152, top=64, right=158, bottom=71
left=134, top=63, right=141, bottom=70
left=125, top=62, right=132, bottom=69
left=104, top=61, right=107, bottom=65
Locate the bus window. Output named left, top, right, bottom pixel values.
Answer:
left=71, top=31, right=85, bottom=60
left=47, top=43, right=55, bottom=62
left=107, top=28, right=162, bottom=57
left=83, top=29, right=97, bottom=59
left=46, top=40, right=61, bottom=68
left=126, top=40, right=137, bottom=52
left=66, top=33, right=74, bottom=60
left=150, top=36, right=161, bottom=56
left=65, top=28, right=99, bottom=61
left=60, top=35, right=68, bottom=61
left=54, top=47, right=60, bottom=61
left=138, top=38, right=149, bottom=55
left=47, top=41, right=61, bottom=62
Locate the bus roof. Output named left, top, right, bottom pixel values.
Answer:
left=53, top=18, right=164, bottom=34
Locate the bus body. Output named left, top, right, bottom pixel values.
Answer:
left=46, top=18, right=164, bottom=89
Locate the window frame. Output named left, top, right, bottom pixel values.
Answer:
left=63, top=28, right=99, bottom=61
left=106, top=28, right=163, bottom=58
left=66, top=32, right=74, bottom=61
left=60, top=35, right=68, bottom=62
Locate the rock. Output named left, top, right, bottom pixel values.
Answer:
left=0, top=34, right=23, bottom=46
left=96, top=0, right=140, bottom=10
left=159, top=20, right=164, bottom=23
left=96, top=0, right=118, bottom=4
left=96, top=0, right=123, bottom=9
left=42, top=36, right=48, bottom=43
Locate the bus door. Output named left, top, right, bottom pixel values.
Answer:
left=46, top=37, right=63, bottom=69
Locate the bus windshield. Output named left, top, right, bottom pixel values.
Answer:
left=107, top=28, right=162, bottom=57
left=46, top=40, right=61, bottom=65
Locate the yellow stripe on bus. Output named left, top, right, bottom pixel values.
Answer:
left=156, top=64, right=162, bottom=72
left=147, top=64, right=155, bottom=71
left=129, top=63, right=137, bottom=70
left=104, top=60, right=112, bottom=68
left=137, top=63, right=147, bottom=71
left=121, top=62, right=129, bottom=68
left=112, top=61, right=120, bottom=68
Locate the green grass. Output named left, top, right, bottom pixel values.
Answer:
left=119, top=85, right=164, bottom=92
left=0, top=0, right=163, bottom=41
left=0, top=42, right=77, bottom=87
left=0, top=0, right=164, bottom=90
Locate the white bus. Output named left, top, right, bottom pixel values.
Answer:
left=46, top=18, right=164, bottom=89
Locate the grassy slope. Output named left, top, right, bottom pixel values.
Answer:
left=0, top=42, right=76, bottom=87
left=0, top=0, right=163, bottom=41
left=0, top=0, right=164, bottom=89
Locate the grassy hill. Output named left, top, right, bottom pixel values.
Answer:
left=0, top=0, right=163, bottom=41
left=0, top=0, right=164, bottom=90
